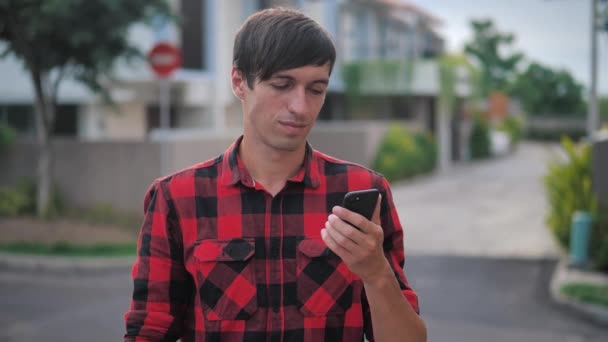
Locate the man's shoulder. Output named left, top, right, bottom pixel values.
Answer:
left=155, top=154, right=224, bottom=188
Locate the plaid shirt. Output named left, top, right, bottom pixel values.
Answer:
left=124, top=136, right=419, bottom=342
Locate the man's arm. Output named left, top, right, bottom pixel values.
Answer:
left=321, top=180, right=426, bottom=342
left=124, top=180, right=193, bottom=341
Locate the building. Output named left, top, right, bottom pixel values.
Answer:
left=0, top=0, right=454, bottom=143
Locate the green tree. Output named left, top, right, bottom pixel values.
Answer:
left=0, top=0, right=172, bottom=217
left=510, top=62, right=586, bottom=116
left=464, top=19, right=524, bottom=97
left=469, top=113, right=491, bottom=160
left=601, top=97, right=608, bottom=119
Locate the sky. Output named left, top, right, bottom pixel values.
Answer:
left=417, top=0, right=608, bottom=95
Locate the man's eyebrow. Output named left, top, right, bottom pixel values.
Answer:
left=311, top=79, right=329, bottom=85
left=271, top=74, right=329, bottom=85
left=270, top=75, right=294, bottom=81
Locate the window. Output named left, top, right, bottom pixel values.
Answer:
left=0, top=104, right=78, bottom=137
left=1, top=105, right=33, bottom=134
left=53, top=105, right=78, bottom=136
left=180, top=0, right=206, bottom=70
left=146, top=105, right=177, bottom=133
left=258, top=0, right=298, bottom=9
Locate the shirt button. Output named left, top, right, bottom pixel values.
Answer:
left=272, top=306, right=279, bottom=313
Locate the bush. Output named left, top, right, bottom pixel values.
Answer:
left=0, top=123, right=16, bottom=151
left=373, top=125, right=437, bottom=182
left=414, top=132, right=438, bottom=173
left=544, top=137, right=596, bottom=248
left=469, top=113, right=491, bottom=159
left=544, top=137, right=608, bottom=270
left=0, top=179, right=35, bottom=217
left=0, top=179, right=64, bottom=218
left=499, top=115, right=524, bottom=147
left=527, top=128, right=587, bottom=142
left=0, top=186, right=30, bottom=217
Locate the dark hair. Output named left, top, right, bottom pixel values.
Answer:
left=233, top=7, right=336, bottom=88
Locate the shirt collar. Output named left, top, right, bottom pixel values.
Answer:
left=220, top=135, right=320, bottom=189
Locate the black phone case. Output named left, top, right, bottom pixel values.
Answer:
left=342, top=189, right=380, bottom=220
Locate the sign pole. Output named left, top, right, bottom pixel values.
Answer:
left=159, top=77, right=170, bottom=176
left=147, top=41, right=181, bottom=176
left=160, top=77, right=170, bottom=132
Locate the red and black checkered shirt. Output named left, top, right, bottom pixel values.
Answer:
left=124, top=136, right=419, bottom=342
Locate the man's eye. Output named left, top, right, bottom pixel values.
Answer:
left=309, top=88, right=325, bottom=95
left=271, top=84, right=290, bottom=90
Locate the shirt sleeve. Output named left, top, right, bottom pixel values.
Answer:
left=363, top=176, right=420, bottom=341
left=124, top=179, right=194, bottom=341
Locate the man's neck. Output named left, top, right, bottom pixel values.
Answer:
left=239, top=135, right=306, bottom=196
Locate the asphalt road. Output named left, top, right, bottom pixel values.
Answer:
left=1, top=256, right=606, bottom=342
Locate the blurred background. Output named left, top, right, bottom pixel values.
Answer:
left=1, top=0, right=608, bottom=341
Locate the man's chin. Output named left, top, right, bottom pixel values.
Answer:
left=269, top=137, right=306, bottom=152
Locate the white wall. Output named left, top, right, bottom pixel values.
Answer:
left=78, top=102, right=148, bottom=141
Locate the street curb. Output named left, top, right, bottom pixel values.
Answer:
left=0, top=252, right=135, bottom=272
left=549, top=258, right=608, bottom=327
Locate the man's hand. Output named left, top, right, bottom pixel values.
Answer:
left=321, top=195, right=391, bottom=283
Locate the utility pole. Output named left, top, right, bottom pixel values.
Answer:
left=589, top=0, right=599, bottom=138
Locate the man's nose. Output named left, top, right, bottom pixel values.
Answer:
left=287, top=87, right=308, bottom=115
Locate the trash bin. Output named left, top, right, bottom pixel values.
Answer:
left=569, top=211, right=593, bottom=267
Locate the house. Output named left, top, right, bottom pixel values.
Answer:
left=0, top=0, right=456, bottom=143
left=0, top=0, right=476, bottom=213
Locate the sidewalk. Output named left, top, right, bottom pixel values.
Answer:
left=392, top=142, right=562, bottom=259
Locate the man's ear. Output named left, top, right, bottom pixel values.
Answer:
left=231, top=66, right=246, bottom=100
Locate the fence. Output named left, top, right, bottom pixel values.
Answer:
left=0, top=121, right=400, bottom=215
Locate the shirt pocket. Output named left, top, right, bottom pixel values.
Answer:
left=193, top=238, right=258, bottom=321
left=296, top=239, right=354, bottom=316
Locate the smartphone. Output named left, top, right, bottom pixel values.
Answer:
left=342, top=189, right=380, bottom=223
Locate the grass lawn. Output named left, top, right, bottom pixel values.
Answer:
left=0, top=241, right=137, bottom=257
left=560, top=282, right=608, bottom=309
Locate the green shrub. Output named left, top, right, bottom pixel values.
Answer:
left=0, top=179, right=64, bottom=218
left=469, top=113, right=491, bottom=159
left=414, top=132, right=438, bottom=173
left=544, top=137, right=596, bottom=248
left=0, top=179, right=35, bottom=217
left=0, top=123, right=16, bottom=151
left=0, top=186, right=30, bottom=217
left=526, top=128, right=587, bottom=142
left=499, top=115, right=524, bottom=146
left=373, top=125, right=437, bottom=182
left=543, top=137, right=608, bottom=270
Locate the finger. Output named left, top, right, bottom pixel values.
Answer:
left=327, top=214, right=365, bottom=244
left=333, top=206, right=373, bottom=234
left=321, top=228, right=351, bottom=260
left=325, top=218, right=361, bottom=251
left=371, top=194, right=382, bottom=225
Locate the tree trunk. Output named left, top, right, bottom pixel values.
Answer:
left=36, top=128, right=52, bottom=217
left=31, top=69, right=55, bottom=218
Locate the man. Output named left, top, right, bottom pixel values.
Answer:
left=125, top=7, right=426, bottom=342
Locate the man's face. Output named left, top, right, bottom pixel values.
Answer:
left=232, top=63, right=331, bottom=153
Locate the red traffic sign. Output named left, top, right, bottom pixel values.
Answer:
left=147, top=42, right=181, bottom=78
